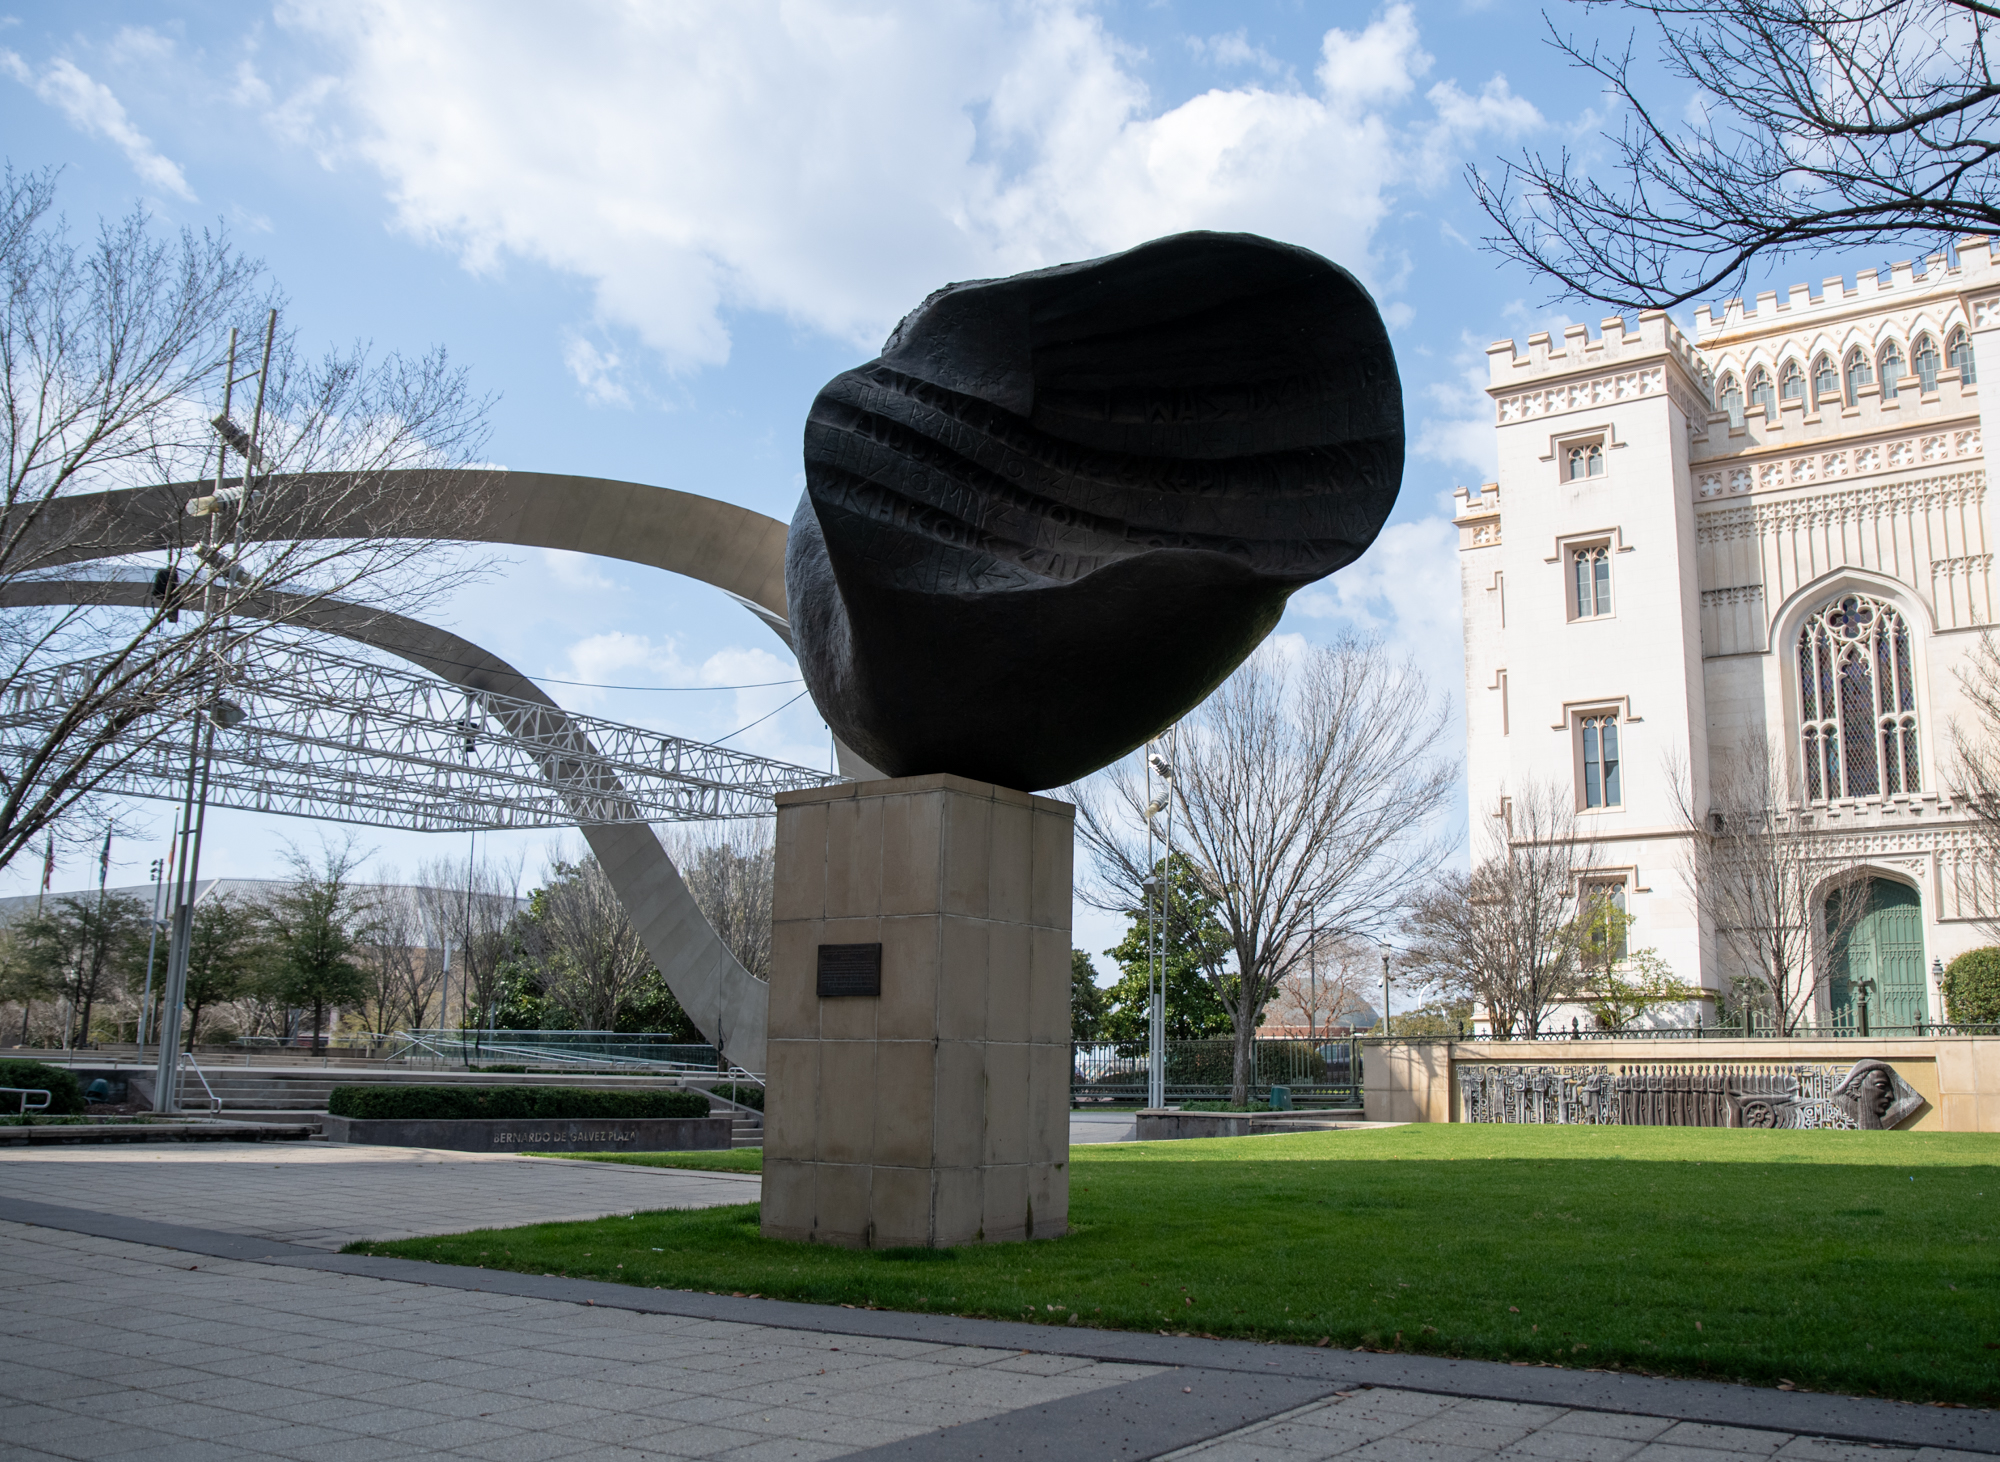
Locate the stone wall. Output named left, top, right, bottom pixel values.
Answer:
left=1362, top=1035, right=2000, bottom=1130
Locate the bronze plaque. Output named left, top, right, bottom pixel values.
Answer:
left=816, top=942, right=882, bottom=998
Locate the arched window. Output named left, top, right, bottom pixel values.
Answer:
left=1948, top=326, right=1977, bottom=383
left=1566, top=442, right=1604, bottom=480
left=1798, top=593, right=1920, bottom=802
left=1718, top=373, right=1744, bottom=427
left=1844, top=347, right=1872, bottom=403
left=1914, top=333, right=1941, bottom=391
left=1878, top=342, right=1904, bottom=400
left=1813, top=354, right=1838, bottom=400
left=1780, top=360, right=1806, bottom=401
left=1581, top=714, right=1621, bottom=808
left=1749, top=367, right=1776, bottom=417
left=1572, top=544, right=1611, bottom=617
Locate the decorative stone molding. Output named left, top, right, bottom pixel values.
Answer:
left=1496, top=366, right=1667, bottom=424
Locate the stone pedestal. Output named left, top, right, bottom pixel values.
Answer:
left=761, top=774, right=1074, bottom=1248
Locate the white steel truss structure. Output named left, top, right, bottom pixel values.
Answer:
left=0, top=635, right=837, bottom=832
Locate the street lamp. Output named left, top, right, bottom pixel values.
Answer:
left=1379, top=942, right=1393, bottom=1039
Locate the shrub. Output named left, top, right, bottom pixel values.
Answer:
left=0, top=1060, right=86, bottom=1116
left=327, top=1085, right=710, bottom=1121
left=1941, top=948, right=2000, bottom=1025
left=706, top=1082, right=764, bottom=1111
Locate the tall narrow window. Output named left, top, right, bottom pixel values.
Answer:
left=1798, top=594, right=1920, bottom=802
left=1878, top=342, right=1904, bottom=399
left=1583, top=881, right=1629, bottom=962
left=1914, top=333, right=1941, bottom=391
left=1780, top=361, right=1805, bottom=401
left=1572, top=545, right=1612, bottom=618
left=1566, top=441, right=1604, bottom=480
left=1718, top=373, right=1744, bottom=427
left=1813, top=354, right=1838, bottom=400
left=1949, top=326, right=1977, bottom=383
left=1844, top=347, right=1872, bottom=403
left=1750, top=367, right=1776, bottom=417
left=1581, top=714, right=1621, bottom=808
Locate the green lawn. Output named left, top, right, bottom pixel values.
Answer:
left=349, top=1125, right=2000, bottom=1405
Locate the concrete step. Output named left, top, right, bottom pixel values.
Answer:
left=729, top=1114, right=763, bottom=1149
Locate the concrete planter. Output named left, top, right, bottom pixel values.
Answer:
left=321, top=1114, right=730, bottom=1153
left=1135, top=1109, right=1370, bottom=1140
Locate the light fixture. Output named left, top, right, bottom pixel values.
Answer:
left=207, top=698, right=246, bottom=729
left=1147, top=752, right=1173, bottom=779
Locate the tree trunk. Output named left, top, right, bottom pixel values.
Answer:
left=185, top=1000, right=204, bottom=1052
left=312, top=998, right=325, bottom=1053
left=1231, top=989, right=1255, bottom=1109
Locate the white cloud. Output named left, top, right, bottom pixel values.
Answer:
left=1186, top=29, right=1287, bottom=77
left=2, top=49, right=196, bottom=200
left=279, top=1, right=1542, bottom=375
left=539, top=548, right=617, bottom=593
left=1413, top=331, right=1504, bottom=477
left=1289, top=516, right=1464, bottom=709
left=562, top=335, right=630, bottom=408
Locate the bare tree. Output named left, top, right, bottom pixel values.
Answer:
left=0, top=166, right=492, bottom=875
left=1676, top=739, right=1871, bottom=1033
left=662, top=821, right=774, bottom=980
left=1264, top=934, right=1378, bottom=1036
left=517, top=853, right=654, bottom=1031
left=356, top=876, right=444, bottom=1034
left=1474, top=0, right=2000, bottom=308
left=415, top=850, right=524, bottom=1030
left=1402, top=784, right=1597, bottom=1038
left=1075, top=638, right=1454, bottom=1107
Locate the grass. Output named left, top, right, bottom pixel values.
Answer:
left=348, top=1124, right=2000, bottom=1406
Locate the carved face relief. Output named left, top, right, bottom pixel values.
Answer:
left=1831, top=1059, right=1925, bottom=1130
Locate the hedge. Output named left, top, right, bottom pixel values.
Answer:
left=327, top=1085, right=710, bottom=1121
left=0, top=1060, right=86, bottom=1116
left=706, top=1082, right=764, bottom=1111
left=1942, top=947, right=2000, bottom=1025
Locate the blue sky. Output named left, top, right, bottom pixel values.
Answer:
left=0, top=0, right=1740, bottom=962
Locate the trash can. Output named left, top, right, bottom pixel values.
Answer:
left=1267, top=1085, right=1292, bottom=1111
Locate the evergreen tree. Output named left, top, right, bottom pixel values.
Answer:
left=1099, top=854, right=1234, bottom=1044
left=179, top=896, right=266, bottom=1050
left=1070, top=949, right=1108, bottom=1042
left=262, top=842, right=372, bottom=1051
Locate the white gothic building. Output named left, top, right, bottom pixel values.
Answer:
left=1455, top=239, right=2000, bottom=1030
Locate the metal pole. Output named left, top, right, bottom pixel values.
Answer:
left=1152, top=756, right=1168, bottom=1112
left=1380, top=946, right=1392, bottom=1040
left=156, top=325, right=244, bottom=1114
left=136, top=835, right=172, bottom=1053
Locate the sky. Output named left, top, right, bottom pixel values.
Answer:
left=0, top=0, right=1802, bottom=975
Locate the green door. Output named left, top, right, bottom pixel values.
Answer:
left=1829, top=879, right=1928, bottom=1031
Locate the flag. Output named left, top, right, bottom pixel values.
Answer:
left=99, top=831, right=112, bottom=884
left=41, top=836, right=54, bottom=892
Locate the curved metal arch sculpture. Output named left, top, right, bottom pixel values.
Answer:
left=2, top=575, right=775, bottom=1071
left=19, top=469, right=794, bottom=637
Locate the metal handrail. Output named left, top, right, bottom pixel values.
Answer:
left=178, top=1054, right=222, bottom=1114
left=0, top=1087, right=50, bottom=1116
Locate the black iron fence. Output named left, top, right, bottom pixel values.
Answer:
left=1447, top=1018, right=1999, bottom=1042
left=1071, top=1037, right=1363, bottom=1105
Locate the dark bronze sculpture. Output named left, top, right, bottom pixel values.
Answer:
left=786, top=231, right=1403, bottom=791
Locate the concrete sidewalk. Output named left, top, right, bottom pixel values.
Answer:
left=1, top=1142, right=1992, bottom=1462
left=0, top=1141, right=757, bottom=1249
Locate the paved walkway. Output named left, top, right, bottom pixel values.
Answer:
left=1, top=1142, right=1993, bottom=1462
left=0, top=1142, right=756, bottom=1248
